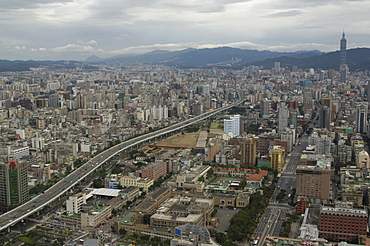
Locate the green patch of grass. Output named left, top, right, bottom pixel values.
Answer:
left=18, top=237, right=36, bottom=243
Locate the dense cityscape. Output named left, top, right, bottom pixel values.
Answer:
left=0, top=31, right=370, bottom=246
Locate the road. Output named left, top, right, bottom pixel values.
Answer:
left=0, top=99, right=245, bottom=232
left=253, top=135, right=308, bottom=245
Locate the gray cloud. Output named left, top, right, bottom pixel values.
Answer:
left=0, top=0, right=370, bottom=60
left=0, top=0, right=73, bottom=10
left=264, top=10, right=303, bottom=18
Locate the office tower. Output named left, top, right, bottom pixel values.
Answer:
left=223, top=115, right=240, bottom=138
left=321, top=95, right=332, bottom=110
left=319, top=106, right=331, bottom=129
left=356, top=103, right=368, bottom=134
left=0, top=158, right=29, bottom=212
left=288, top=109, right=298, bottom=128
left=319, top=201, right=368, bottom=241
left=340, top=31, right=347, bottom=68
left=277, top=103, right=289, bottom=135
left=296, top=155, right=331, bottom=201
left=274, top=62, right=280, bottom=75
left=269, top=146, right=285, bottom=172
left=240, top=138, right=257, bottom=167
left=260, top=98, right=270, bottom=116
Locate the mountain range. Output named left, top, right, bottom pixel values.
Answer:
left=2, top=47, right=370, bottom=72
left=86, top=47, right=324, bottom=68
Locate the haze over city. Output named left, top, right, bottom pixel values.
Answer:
left=2, top=0, right=370, bottom=60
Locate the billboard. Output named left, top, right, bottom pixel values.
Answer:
left=175, top=228, right=182, bottom=236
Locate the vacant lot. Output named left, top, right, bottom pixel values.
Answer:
left=153, top=132, right=200, bottom=148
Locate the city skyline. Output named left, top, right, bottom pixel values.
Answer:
left=1, top=0, right=370, bottom=60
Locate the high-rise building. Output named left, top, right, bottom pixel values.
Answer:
left=260, top=99, right=270, bottom=117
left=223, top=115, right=240, bottom=138
left=296, top=155, right=331, bottom=201
left=321, top=95, right=332, bottom=111
left=0, top=158, right=29, bottom=212
left=274, top=62, right=281, bottom=75
left=240, top=138, right=257, bottom=167
left=48, top=92, right=59, bottom=108
left=356, top=102, right=368, bottom=134
left=288, top=109, right=298, bottom=128
left=277, top=103, right=289, bottom=135
left=308, top=133, right=331, bottom=155
left=340, top=31, right=347, bottom=69
left=269, top=146, right=285, bottom=172
left=319, top=106, right=331, bottom=129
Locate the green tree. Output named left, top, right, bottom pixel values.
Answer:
left=119, top=228, right=127, bottom=235
left=143, top=214, right=151, bottom=224
left=92, top=179, right=104, bottom=188
left=111, top=165, right=123, bottom=174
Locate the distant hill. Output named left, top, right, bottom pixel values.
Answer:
left=2, top=47, right=370, bottom=72
left=247, top=48, right=370, bottom=70
left=89, top=47, right=324, bottom=68
left=85, top=55, right=104, bottom=63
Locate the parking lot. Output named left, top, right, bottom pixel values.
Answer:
left=213, top=208, right=240, bottom=233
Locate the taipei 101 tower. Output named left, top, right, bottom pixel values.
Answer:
left=340, top=31, right=347, bottom=82
left=340, top=31, right=347, bottom=67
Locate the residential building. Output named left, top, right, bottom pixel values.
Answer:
left=240, top=138, right=257, bottom=167
left=0, top=157, right=29, bottom=212
left=223, top=115, right=240, bottom=138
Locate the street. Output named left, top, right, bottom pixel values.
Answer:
left=252, top=135, right=308, bottom=245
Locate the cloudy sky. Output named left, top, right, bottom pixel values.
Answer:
left=2, top=0, right=370, bottom=60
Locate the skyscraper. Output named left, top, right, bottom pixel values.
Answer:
left=340, top=31, right=347, bottom=68
left=319, top=106, right=331, bottom=129
left=260, top=99, right=270, bottom=116
left=356, top=103, right=368, bottom=134
left=0, top=157, right=29, bottom=212
left=274, top=62, right=281, bottom=75
left=277, top=103, right=289, bottom=135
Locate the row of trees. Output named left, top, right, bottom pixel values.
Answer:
left=227, top=185, right=275, bottom=242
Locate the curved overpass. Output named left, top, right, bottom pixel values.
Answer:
left=0, top=99, right=244, bottom=231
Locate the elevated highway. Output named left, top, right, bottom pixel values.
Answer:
left=0, top=99, right=244, bottom=232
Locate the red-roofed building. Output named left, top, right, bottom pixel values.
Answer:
left=247, top=170, right=267, bottom=187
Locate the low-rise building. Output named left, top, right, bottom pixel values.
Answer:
left=120, top=176, right=154, bottom=191
left=121, top=186, right=140, bottom=202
